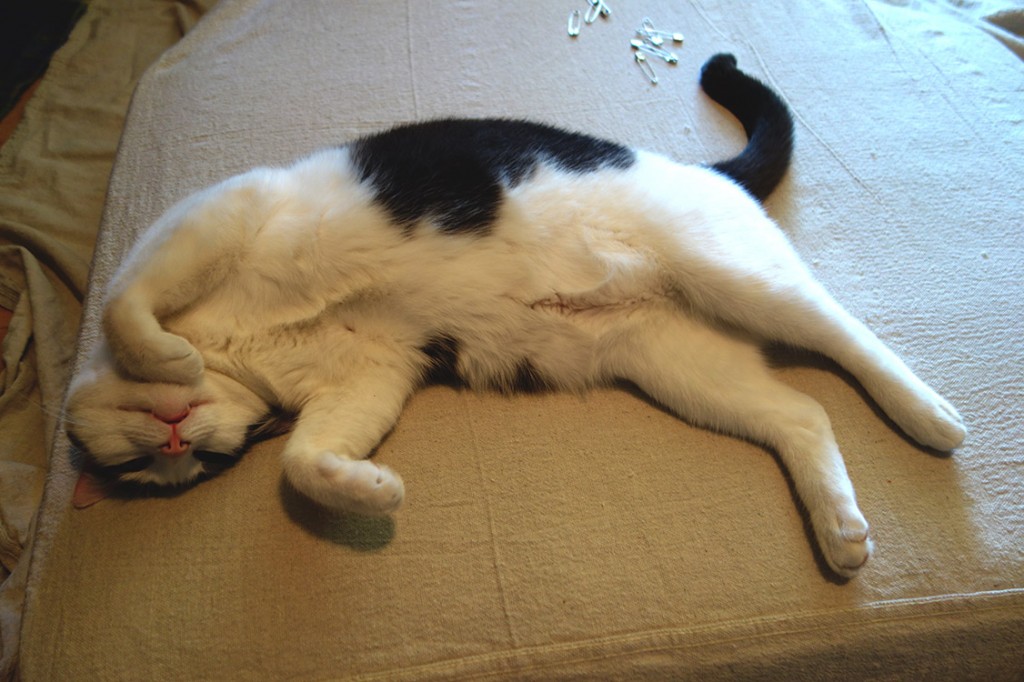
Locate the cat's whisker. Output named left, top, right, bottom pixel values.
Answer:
left=19, top=393, right=89, bottom=430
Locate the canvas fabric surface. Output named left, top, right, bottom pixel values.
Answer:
left=16, top=0, right=1024, bottom=678
left=0, top=1, right=215, bottom=675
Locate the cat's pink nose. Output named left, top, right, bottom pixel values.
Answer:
left=160, top=424, right=190, bottom=457
left=160, top=438, right=190, bottom=457
left=153, top=406, right=191, bottom=456
left=152, top=406, right=190, bottom=424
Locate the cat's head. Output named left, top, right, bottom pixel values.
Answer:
left=65, top=341, right=277, bottom=507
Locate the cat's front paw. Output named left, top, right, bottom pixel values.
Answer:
left=142, top=331, right=205, bottom=384
left=109, top=329, right=204, bottom=385
left=311, top=454, right=405, bottom=516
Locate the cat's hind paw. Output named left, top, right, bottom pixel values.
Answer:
left=878, top=376, right=966, bottom=452
left=297, top=453, right=404, bottom=516
left=817, top=511, right=873, bottom=579
left=902, top=391, right=966, bottom=452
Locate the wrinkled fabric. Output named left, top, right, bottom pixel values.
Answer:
left=14, top=0, right=1024, bottom=679
left=0, top=0, right=216, bottom=677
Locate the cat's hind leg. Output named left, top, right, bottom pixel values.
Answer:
left=691, top=253, right=966, bottom=452
left=644, top=173, right=965, bottom=451
left=599, top=307, right=873, bottom=578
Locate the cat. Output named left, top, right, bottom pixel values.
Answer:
left=65, top=53, right=965, bottom=579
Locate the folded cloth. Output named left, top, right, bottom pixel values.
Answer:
left=0, top=0, right=217, bottom=675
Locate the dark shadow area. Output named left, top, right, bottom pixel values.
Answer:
left=279, top=478, right=396, bottom=551
left=0, top=0, right=85, bottom=118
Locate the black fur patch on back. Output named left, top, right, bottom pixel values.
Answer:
left=348, top=119, right=635, bottom=235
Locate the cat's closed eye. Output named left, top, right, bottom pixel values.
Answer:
left=98, top=456, right=154, bottom=476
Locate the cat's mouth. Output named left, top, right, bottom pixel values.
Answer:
left=159, top=420, right=191, bottom=457
left=115, top=401, right=210, bottom=459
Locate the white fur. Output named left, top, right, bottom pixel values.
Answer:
left=66, top=146, right=965, bottom=579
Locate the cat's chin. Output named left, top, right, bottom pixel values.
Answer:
left=74, top=464, right=199, bottom=505
left=73, top=457, right=215, bottom=508
left=122, top=451, right=209, bottom=487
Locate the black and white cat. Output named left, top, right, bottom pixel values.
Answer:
left=66, top=54, right=965, bottom=578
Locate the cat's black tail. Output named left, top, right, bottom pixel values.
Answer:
left=700, top=53, right=794, bottom=202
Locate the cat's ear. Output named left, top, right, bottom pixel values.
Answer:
left=72, top=471, right=110, bottom=508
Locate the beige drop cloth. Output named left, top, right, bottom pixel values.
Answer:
left=0, top=1, right=215, bottom=675
left=7, top=0, right=1024, bottom=679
